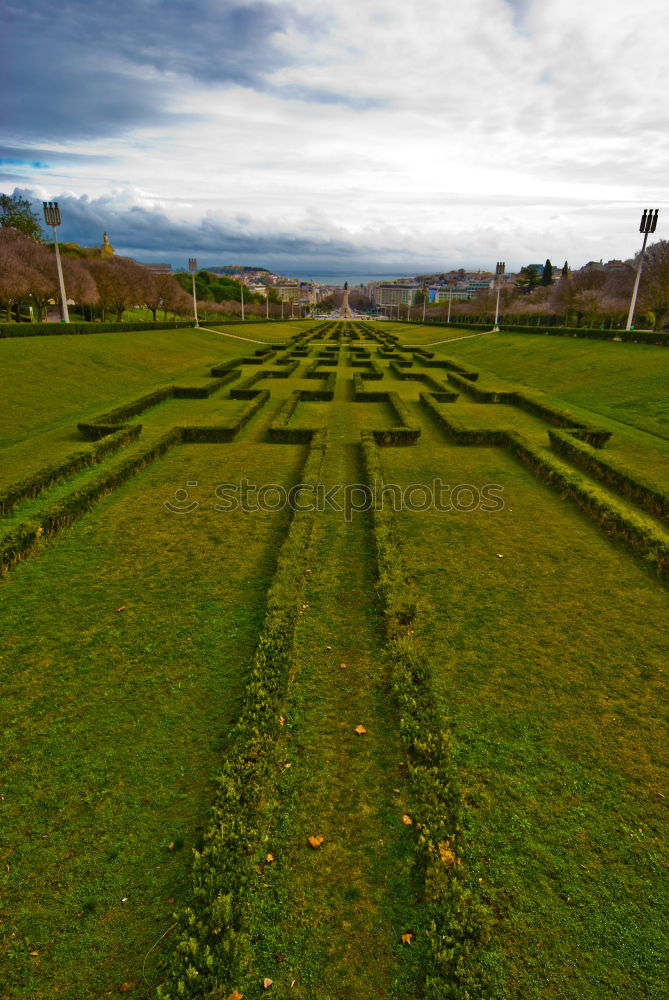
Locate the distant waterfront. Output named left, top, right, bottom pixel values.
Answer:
left=279, top=271, right=413, bottom=286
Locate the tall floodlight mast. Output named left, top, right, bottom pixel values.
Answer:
left=493, top=261, right=505, bottom=331
left=43, top=201, right=69, bottom=322
left=626, top=209, right=659, bottom=331
left=188, top=258, right=199, bottom=327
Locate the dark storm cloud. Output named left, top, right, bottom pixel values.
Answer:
left=15, top=188, right=374, bottom=263
left=1, top=0, right=327, bottom=142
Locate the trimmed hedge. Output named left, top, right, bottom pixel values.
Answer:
left=420, top=392, right=513, bottom=445
left=445, top=373, right=611, bottom=447
left=361, top=431, right=490, bottom=999
left=78, top=371, right=241, bottom=438
left=549, top=429, right=669, bottom=522
left=157, top=429, right=328, bottom=998
left=1, top=429, right=181, bottom=576
left=498, top=323, right=669, bottom=345
left=509, top=435, right=669, bottom=577
left=179, top=391, right=270, bottom=442
left=0, top=320, right=196, bottom=339
left=0, top=425, right=142, bottom=517
left=372, top=392, right=421, bottom=446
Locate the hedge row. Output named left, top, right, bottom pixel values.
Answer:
left=78, top=371, right=241, bottom=439
left=1, top=396, right=275, bottom=575
left=549, top=429, right=669, bottom=522
left=0, top=320, right=196, bottom=339
left=157, top=429, right=328, bottom=998
left=0, top=425, right=142, bottom=517
left=0, top=428, right=181, bottom=576
left=372, top=392, right=421, bottom=446
left=420, top=392, right=513, bottom=446
left=360, top=431, right=490, bottom=999
left=389, top=362, right=456, bottom=396
left=509, top=435, right=669, bottom=577
left=445, top=373, right=611, bottom=447
left=420, top=394, right=669, bottom=573
left=230, top=371, right=265, bottom=398
left=179, top=392, right=270, bottom=442
left=299, top=371, right=336, bottom=402
left=267, top=391, right=313, bottom=443
left=498, top=324, right=669, bottom=345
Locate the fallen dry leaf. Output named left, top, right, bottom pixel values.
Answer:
left=279, top=716, right=285, bottom=726
left=307, top=834, right=324, bottom=849
left=438, top=841, right=457, bottom=866
left=119, top=985, right=134, bottom=995
left=266, top=853, right=275, bottom=863
left=167, top=842, right=175, bottom=851
left=115, top=606, right=126, bottom=613
left=326, top=645, right=332, bottom=650
left=401, top=931, right=415, bottom=945
left=354, top=725, right=367, bottom=735
left=30, top=951, right=39, bottom=957
left=263, top=978, right=273, bottom=989
left=496, top=553, right=504, bottom=559
left=340, top=662, right=347, bottom=669
left=227, top=992, right=243, bottom=1000
left=402, top=814, right=413, bottom=825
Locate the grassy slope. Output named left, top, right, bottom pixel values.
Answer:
left=0, top=407, right=306, bottom=998
left=431, top=333, right=669, bottom=441
left=382, top=407, right=669, bottom=999
left=0, top=324, right=310, bottom=486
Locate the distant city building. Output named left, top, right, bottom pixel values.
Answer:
left=137, top=262, right=173, bottom=275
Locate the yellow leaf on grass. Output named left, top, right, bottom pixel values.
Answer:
left=402, top=814, right=412, bottom=825
left=438, top=841, right=457, bottom=866
left=401, top=931, right=415, bottom=945
left=263, top=978, right=273, bottom=989
left=307, top=834, right=324, bottom=849
left=354, top=725, right=367, bottom=735
left=266, top=853, right=275, bottom=863
left=227, top=992, right=244, bottom=1000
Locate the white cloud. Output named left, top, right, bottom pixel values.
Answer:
left=4, top=0, right=668, bottom=270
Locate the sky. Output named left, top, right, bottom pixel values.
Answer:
left=2, top=0, right=668, bottom=276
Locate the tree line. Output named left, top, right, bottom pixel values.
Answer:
left=0, top=194, right=289, bottom=323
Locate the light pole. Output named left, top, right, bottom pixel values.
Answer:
left=626, top=209, right=659, bottom=331
left=43, top=201, right=69, bottom=322
left=447, top=296, right=452, bottom=324
left=188, top=258, right=199, bottom=327
left=266, top=291, right=269, bottom=321
left=493, top=261, right=505, bottom=331
left=240, top=280, right=245, bottom=321
left=422, top=284, right=427, bottom=322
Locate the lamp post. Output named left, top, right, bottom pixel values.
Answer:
left=447, top=296, right=452, bottom=324
left=43, top=201, right=69, bottom=322
left=422, top=284, right=427, bottom=322
left=626, top=209, right=659, bottom=331
left=493, top=261, right=505, bottom=331
left=240, top=280, right=245, bottom=321
left=266, top=290, right=269, bottom=321
left=188, top=258, right=199, bottom=327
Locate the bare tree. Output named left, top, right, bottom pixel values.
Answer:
left=638, top=240, right=669, bottom=330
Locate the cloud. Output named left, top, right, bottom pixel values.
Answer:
left=1, top=0, right=317, bottom=142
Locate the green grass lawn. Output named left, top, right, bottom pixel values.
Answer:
left=381, top=412, right=669, bottom=999
left=0, top=430, right=307, bottom=999
left=2, top=328, right=668, bottom=999
left=433, top=332, right=669, bottom=441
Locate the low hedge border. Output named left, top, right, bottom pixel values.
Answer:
left=230, top=371, right=266, bottom=398
left=420, top=392, right=513, bottom=446
left=548, top=429, right=669, bottom=523
left=0, top=425, right=142, bottom=517
left=389, top=363, right=456, bottom=396
left=498, top=324, right=669, bottom=345
left=157, top=429, right=328, bottom=999
left=361, top=430, right=490, bottom=999
left=510, top=435, right=669, bottom=577
left=372, top=392, right=421, bottom=446
left=78, top=371, right=242, bottom=439
left=266, top=390, right=325, bottom=442
left=0, top=320, right=195, bottom=339
left=445, top=374, right=611, bottom=447
left=0, top=428, right=181, bottom=576
left=179, top=391, right=270, bottom=442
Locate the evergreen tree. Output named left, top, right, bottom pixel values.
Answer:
left=542, top=258, right=553, bottom=285
left=562, top=260, right=570, bottom=278
left=516, top=265, right=541, bottom=294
